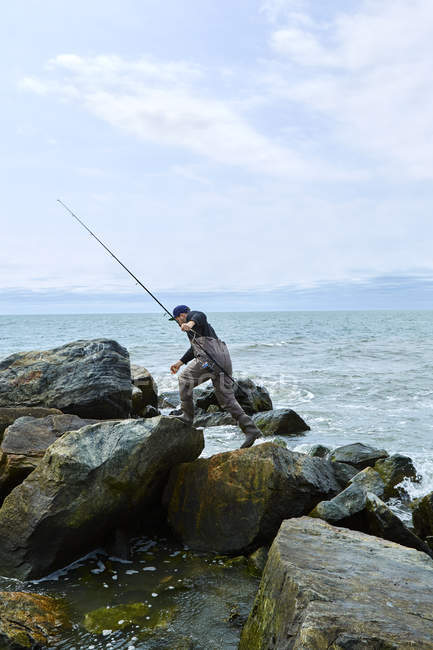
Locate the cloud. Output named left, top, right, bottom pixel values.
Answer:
left=20, top=54, right=323, bottom=180
left=264, top=0, right=433, bottom=178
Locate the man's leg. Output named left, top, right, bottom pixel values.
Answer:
left=212, top=372, right=261, bottom=447
left=177, top=359, right=212, bottom=422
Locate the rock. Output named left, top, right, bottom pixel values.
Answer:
left=142, top=405, right=160, bottom=418
left=239, top=517, right=433, bottom=650
left=331, top=461, right=358, bottom=488
left=163, top=442, right=340, bottom=554
left=412, top=491, right=433, bottom=539
left=365, top=492, right=430, bottom=556
left=158, top=391, right=180, bottom=409
left=0, top=406, right=62, bottom=440
left=252, top=408, right=310, bottom=436
left=374, top=453, right=418, bottom=498
left=247, top=547, right=269, bottom=576
left=0, top=414, right=97, bottom=497
left=0, top=591, right=70, bottom=649
left=307, top=444, right=331, bottom=458
left=131, top=384, right=145, bottom=415
left=0, top=416, right=204, bottom=579
left=131, top=364, right=158, bottom=408
left=83, top=602, right=149, bottom=634
left=193, top=408, right=235, bottom=428
left=0, top=339, right=132, bottom=419
left=195, top=378, right=272, bottom=415
left=349, top=466, right=385, bottom=499
left=328, top=442, right=388, bottom=470
left=310, top=484, right=430, bottom=555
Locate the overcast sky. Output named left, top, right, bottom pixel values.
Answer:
left=2, top=0, right=433, bottom=313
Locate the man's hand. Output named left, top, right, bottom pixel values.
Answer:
left=170, top=360, right=184, bottom=374
left=180, top=320, right=195, bottom=332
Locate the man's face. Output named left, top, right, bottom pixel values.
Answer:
left=175, top=312, right=188, bottom=325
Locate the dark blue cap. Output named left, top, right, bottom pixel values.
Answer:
left=169, top=304, right=190, bottom=320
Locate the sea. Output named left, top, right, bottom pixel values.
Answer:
left=0, top=309, right=432, bottom=648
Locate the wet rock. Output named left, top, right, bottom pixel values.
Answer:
left=307, top=444, right=330, bottom=458
left=0, top=339, right=132, bottom=419
left=252, top=408, right=310, bottom=436
left=131, top=364, right=158, bottom=408
left=83, top=602, right=149, bottom=634
left=240, top=517, right=433, bottom=650
left=0, top=416, right=204, bottom=579
left=328, top=442, right=388, bottom=470
left=247, top=547, right=269, bottom=576
left=142, top=405, right=160, bottom=418
left=310, top=484, right=430, bottom=555
left=0, top=414, right=97, bottom=497
left=374, top=453, right=418, bottom=498
left=0, top=591, right=70, bottom=649
left=331, top=461, right=358, bottom=488
left=158, top=391, right=180, bottom=409
left=193, top=407, right=235, bottom=427
left=131, top=384, right=145, bottom=415
left=163, top=442, right=340, bottom=554
left=365, top=492, right=431, bottom=556
left=195, top=379, right=272, bottom=415
left=412, top=491, right=433, bottom=539
left=349, top=466, right=385, bottom=499
left=0, top=406, right=62, bottom=440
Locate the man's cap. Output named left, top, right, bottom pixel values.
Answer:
left=169, top=305, right=190, bottom=320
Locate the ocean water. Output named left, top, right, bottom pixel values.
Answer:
left=1, top=310, right=431, bottom=494
left=0, top=310, right=432, bottom=648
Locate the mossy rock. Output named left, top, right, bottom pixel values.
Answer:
left=83, top=601, right=177, bottom=635
left=374, top=454, right=417, bottom=498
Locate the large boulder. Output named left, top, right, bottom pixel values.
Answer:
left=131, top=364, right=158, bottom=408
left=0, top=406, right=62, bottom=440
left=163, top=442, right=340, bottom=554
left=310, top=483, right=430, bottom=555
left=252, top=408, right=310, bottom=436
left=0, top=416, right=204, bottom=579
left=0, top=339, right=131, bottom=419
left=240, top=517, right=433, bottom=649
left=0, top=414, right=97, bottom=497
left=195, top=378, right=272, bottom=415
left=0, top=591, right=70, bottom=649
left=328, top=442, right=388, bottom=470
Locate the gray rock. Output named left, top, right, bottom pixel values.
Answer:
left=307, top=444, right=331, bottom=458
left=240, top=517, right=433, bottom=649
left=131, top=385, right=145, bottom=415
left=193, top=407, right=235, bottom=428
left=374, top=453, right=418, bottom=498
left=0, top=339, right=132, bottom=419
left=331, top=461, right=358, bottom=488
left=195, top=378, right=272, bottom=415
left=412, top=491, right=433, bottom=540
left=163, top=442, right=340, bottom=554
left=252, top=408, right=310, bottom=436
left=131, top=365, right=158, bottom=408
left=0, top=407, right=62, bottom=440
left=349, top=466, right=386, bottom=499
left=328, top=442, right=388, bottom=470
left=158, top=391, right=180, bottom=409
left=0, top=414, right=98, bottom=497
left=0, top=416, right=204, bottom=579
left=310, top=484, right=430, bottom=556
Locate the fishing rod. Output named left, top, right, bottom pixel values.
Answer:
left=57, top=199, right=247, bottom=396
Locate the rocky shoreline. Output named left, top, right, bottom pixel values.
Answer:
left=0, top=338, right=432, bottom=648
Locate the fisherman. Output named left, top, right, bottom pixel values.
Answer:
left=169, top=305, right=261, bottom=448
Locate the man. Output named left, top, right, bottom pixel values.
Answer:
left=169, top=305, right=261, bottom=448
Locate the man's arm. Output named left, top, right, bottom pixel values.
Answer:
left=180, top=346, right=194, bottom=364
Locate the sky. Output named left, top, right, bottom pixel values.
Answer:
left=2, top=0, right=433, bottom=313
